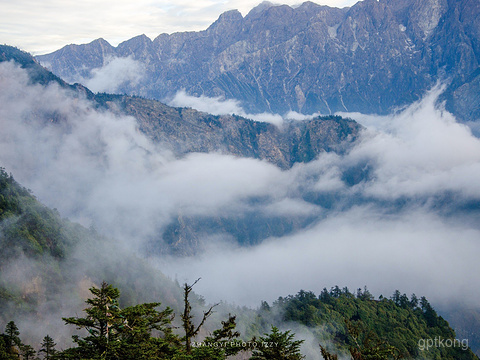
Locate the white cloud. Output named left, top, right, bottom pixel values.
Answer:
left=158, top=86, right=480, bottom=309
left=342, top=86, right=480, bottom=199
left=81, top=56, right=145, bottom=93
left=169, top=90, right=284, bottom=126
left=160, top=207, right=480, bottom=308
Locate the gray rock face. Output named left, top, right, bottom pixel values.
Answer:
left=37, top=0, right=480, bottom=121
left=95, top=93, right=360, bottom=170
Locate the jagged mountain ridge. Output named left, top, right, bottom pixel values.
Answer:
left=0, top=45, right=361, bottom=169
left=37, top=0, right=480, bottom=121
left=0, top=45, right=361, bottom=252
left=97, top=93, right=359, bottom=169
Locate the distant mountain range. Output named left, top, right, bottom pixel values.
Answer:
left=37, top=0, right=480, bottom=122
left=2, top=10, right=480, bottom=356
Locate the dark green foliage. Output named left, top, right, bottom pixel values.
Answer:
left=319, top=344, right=338, bottom=360
left=200, top=314, right=243, bottom=358
left=62, top=281, right=179, bottom=360
left=270, top=288, right=478, bottom=360
left=0, top=167, right=105, bottom=318
left=21, top=344, right=37, bottom=360
left=59, top=281, right=248, bottom=360
left=250, top=326, right=304, bottom=360
left=345, top=319, right=402, bottom=360
left=62, top=282, right=122, bottom=359
left=4, top=321, right=21, bottom=350
left=181, top=279, right=215, bottom=355
left=0, top=321, right=22, bottom=359
left=176, top=279, right=243, bottom=360
left=0, top=167, right=74, bottom=259
left=39, top=335, right=57, bottom=359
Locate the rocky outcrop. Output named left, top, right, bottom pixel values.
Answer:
left=95, top=93, right=360, bottom=169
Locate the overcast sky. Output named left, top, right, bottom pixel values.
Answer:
left=1, top=0, right=359, bottom=55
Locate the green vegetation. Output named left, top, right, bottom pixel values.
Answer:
left=257, top=287, right=478, bottom=359
left=0, top=281, right=285, bottom=360
left=250, top=326, right=304, bottom=360
left=2, top=282, right=478, bottom=359
left=0, top=167, right=98, bottom=313
left=0, top=167, right=81, bottom=259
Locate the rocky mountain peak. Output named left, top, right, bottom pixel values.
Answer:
left=207, top=9, right=244, bottom=33
left=409, top=0, right=448, bottom=38
left=36, top=0, right=480, bottom=122
left=246, top=1, right=278, bottom=17
left=117, top=34, right=153, bottom=57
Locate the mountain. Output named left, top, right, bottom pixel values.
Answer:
left=1, top=45, right=360, bottom=170
left=0, top=45, right=93, bottom=99
left=0, top=45, right=361, bottom=254
left=2, top=44, right=480, bottom=357
left=37, top=0, right=480, bottom=122
left=96, top=93, right=359, bottom=170
left=268, top=288, right=479, bottom=359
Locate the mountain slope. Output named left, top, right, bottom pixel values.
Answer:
left=95, top=93, right=359, bottom=169
left=2, top=45, right=361, bottom=170
left=263, top=288, right=479, bottom=359
left=38, top=0, right=480, bottom=121
left=2, top=46, right=480, bottom=357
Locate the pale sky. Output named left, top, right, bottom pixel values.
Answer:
left=0, top=0, right=359, bottom=55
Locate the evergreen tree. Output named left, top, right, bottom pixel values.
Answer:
left=62, top=281, right=179, bottom=360
left=20, top=344, right=37, bottom=360
left=62, top=281, right=123, bottom=359
left=116, top=302, right=179, bottom=359
left=409, top=294, right=418, bottom=309
left=250, top=326, right=305, bottom=360
left=319, top=344, right=338, bottom=360
left=202, top=314, right=243, bottom=358
left=345, top=320, right=401, bottom=360
left=4, top=321, right=21, bottom=357
left=180, top=279, right=218, bottom=355
left=39, top=335, right=57, bottom=359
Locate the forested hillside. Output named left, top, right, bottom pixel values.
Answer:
left=0, top=167, right=91, bottom=307
left=1, top=280, right=478, bottom=359
left=264, top=287, right=479, bottom=359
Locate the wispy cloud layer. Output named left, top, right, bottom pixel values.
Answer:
left=81, top=56, right=145, bottom=93
left=169, top=90, right=285, bottom=125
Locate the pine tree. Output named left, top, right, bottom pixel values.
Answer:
left=39, top=335, right=57, bottom=359
left=61, top=281, right=179, bottom=360
left=117, top=302, right=179, bottom=359
left=180, top=279, right=218, bottom=355
left=4, top=321, right=21, bottom=357
left=250, top=326, right=305, bottom=360
left=20, top=344, right=37, bottom=360
left=62, top=281, right=122, bottom=359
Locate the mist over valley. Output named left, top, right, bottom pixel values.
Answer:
left=1, top=0, right=480, bottom=358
